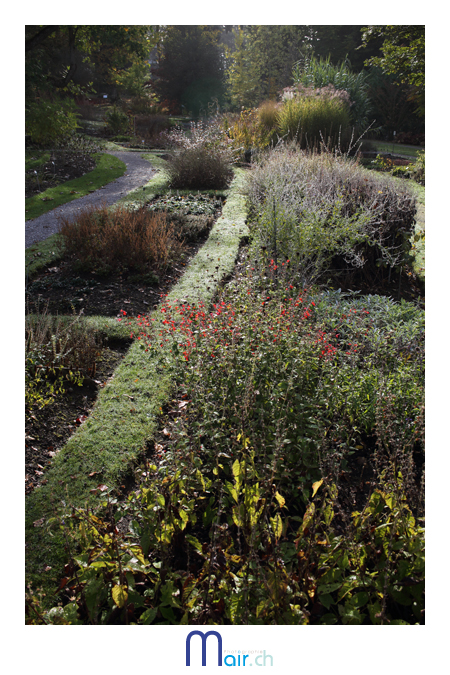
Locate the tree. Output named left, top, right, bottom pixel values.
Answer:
left=309, top=26, right=383, bottom=72
left=152, top=26, right=225, bottom=116
left=226, top=25, right=313, bottom=109
left=360, top=26, right=425, bottom=115
left=226, top=27, right=259, bottom=109
left=25, top=25, right=154, bottom=100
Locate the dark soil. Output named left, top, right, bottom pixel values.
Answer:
left=25, top=341, right=129, bottom=495
left=25, top=151, right=97, bottom=198
left=25, top=238, right=206, bottom=318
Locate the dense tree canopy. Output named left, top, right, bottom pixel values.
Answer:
left=360, top=25, right=425, bottom=115
left=25, top=25, right=154, bottom=99
left=24, top=25, right=424, bottom=134
left=227, top=25, right=314, bottom=109
left=152, top=25, right=225, bottom=116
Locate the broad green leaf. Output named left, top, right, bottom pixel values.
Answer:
left=317, top=581, right=342, bottom=595
left=139, top=607, right=157, bottom=625
left=232, top=504, right=244, bottom=527
left=179, top=509, right=189, bottom=530
left=226, top=480, right=238, bottom=503
left=299, top=502, right=315, bottom=534
left=160, top=605, right=177, bottom=623
left=185, top=534, right=203, bottom=553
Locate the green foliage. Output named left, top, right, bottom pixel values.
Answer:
left=26, top=97, right=80, bottom=146
left=413, top=150, right=425, bottom=185
left=371, top=151, right=425, bottom=186
left=292, top=55, right=372, bottom=134
left=25, top=308, right=102, bottom=411
left=153, top=26, right=225, bottom=116
left=303, top=474, right=424, bottom=625
left=105, top=106, right=130, bottom=136
left=226, top=25, right=313, bottom=109
left=25, top=25, right=156, bottom=104
left=247, top=147, right=417, bottom=284
left=276, top=95, right=351, bottom=150
left=361, top=26, right=425, bottom=116
left=27, top=279, right=424, bottom=624
left=115, top=61, right=152, bottom=98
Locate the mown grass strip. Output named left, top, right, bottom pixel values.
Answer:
left=25, top=153, right=127, bottom=221
left=25, top=169, right=249, bottom=603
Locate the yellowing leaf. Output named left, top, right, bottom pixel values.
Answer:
left=274, top=491, right=285, bottom=508
left=312, top=479, right=323, bottom=498
left=270, top=513, right=283, bottom=539
left=112, top=584, right=128, bottom=608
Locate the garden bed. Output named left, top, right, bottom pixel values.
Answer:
left=25, top=194, right=224, bottom=494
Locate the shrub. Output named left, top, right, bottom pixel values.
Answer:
left=292, top=56, right=371, bottom=135
left=164, top=120, right=234, bottom=189
left=276, top=93, right=351, bottom=150
left=412, top=150, right=425, bottom=185
left=58, top=204, right=185, bottom=274
left=25, top=97, right=79, bottom=146
left=223, top=109, right=276, bottom=162
left=26, top=307, right=101, bottom=410
left=105, top=106, right=130, bottom=136
left=257, top=100, right=280, bottom=131
left=247, top=147, right=417, bottom=285
left=166, top=146, right=234, bottom=190
left=133, top=114, right=171, bottom=146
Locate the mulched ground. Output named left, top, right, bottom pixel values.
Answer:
left=26, top=151, right=97, bottom=198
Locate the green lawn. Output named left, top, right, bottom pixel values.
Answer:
left=368, top=141, right=424, bottom=159
left=25, top=152, right=127, bottom=221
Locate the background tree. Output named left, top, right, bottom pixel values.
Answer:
left=152, top=26, right=225, bottom=116
left=365, top=67, right=423, bottom=139
left=225, top=27, right=259, bottom=109
left=309, top=26, right=383, bottom=72
left=226, top=25, right=313, bottom=109
left=25, top=25, right=154, bottom=101
left=360, top=25, right=425, bottom=116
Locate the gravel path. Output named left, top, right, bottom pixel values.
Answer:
left=25, top=151, right=156, bottom=248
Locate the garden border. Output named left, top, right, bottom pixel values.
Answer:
left=25, top=168, right=249, bottom=602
